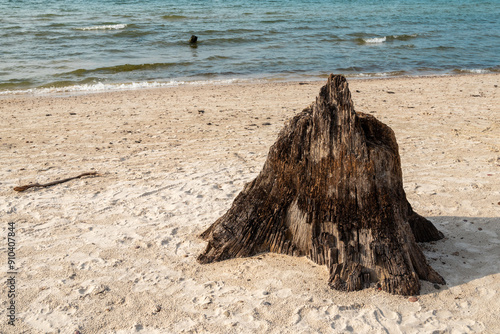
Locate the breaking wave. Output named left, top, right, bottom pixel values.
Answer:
left=359, top=34, right=419, bottom=44
left=76, top=24, right=127, bottom=31
left=364, top=36, right=386, bottom=44
left=0, top=79, right=242, bottom=96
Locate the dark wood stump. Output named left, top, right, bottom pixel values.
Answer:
left=198, top=74, right=445, bottom=295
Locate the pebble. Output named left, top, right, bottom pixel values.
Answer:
left=93, top=284, right=109, bottom=296
left=200, top=296, right=212, bottom=305
left=408, top=296, right=418, bottom=302
left=434, top=284, right=441, bottom=290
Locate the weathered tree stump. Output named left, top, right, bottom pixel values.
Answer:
left=198, top=74, right=445, bottom=295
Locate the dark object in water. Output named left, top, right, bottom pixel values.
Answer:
left=189, top=35, right=198, bottom=44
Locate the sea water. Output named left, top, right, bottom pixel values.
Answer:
left=1, top=0, right=499, bottom=94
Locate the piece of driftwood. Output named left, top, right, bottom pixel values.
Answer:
left=189, top=35, right=198, bottom=44
left=198, top=74, right=445, bottom=296
left=13, top=172, right=99, bottom=192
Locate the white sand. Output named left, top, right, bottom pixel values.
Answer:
left=0, top=74, right=499, bottom=333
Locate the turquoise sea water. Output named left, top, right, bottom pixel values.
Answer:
left=1, top=0, right=499, bottom=93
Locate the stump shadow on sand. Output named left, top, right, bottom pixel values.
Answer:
left=420, top=216, right=500, bottom=293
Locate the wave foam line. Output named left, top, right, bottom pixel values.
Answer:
left=0, top=79, right=242, bottom=96
left=364, top=36, right=386, bottom=44
left=361, top=34, right=418, bottom=44
left=353, top=71, right=407, bottom=78
left=454, top=68, right=490, bottom=74
left=76, top=24, right=127, bottom=31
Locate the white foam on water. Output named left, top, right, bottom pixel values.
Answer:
left=0, top=79, right=243, bottom=96
left=462, top=69, right=489, bottom=74
left=364, top=36, right=386, bottom=44
left=355, top=72, right=399, bottom=78
left=76, top=24, right=127, bottom=31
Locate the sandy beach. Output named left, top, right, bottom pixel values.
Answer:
left=1, top=74, right=499, bottom=333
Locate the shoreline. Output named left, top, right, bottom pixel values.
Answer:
left=1, top=74, right=499, bottom=333
left=1, top=71, right=498, bottom=98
